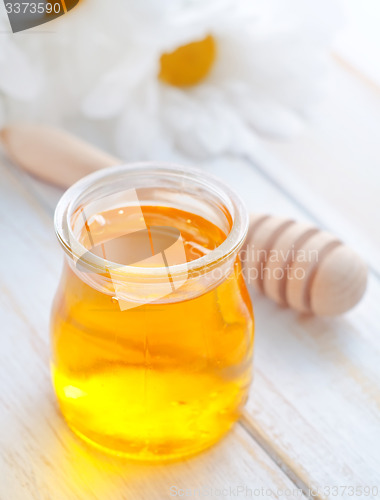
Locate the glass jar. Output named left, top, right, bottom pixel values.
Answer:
left=51, top=163, right=254, bottom=461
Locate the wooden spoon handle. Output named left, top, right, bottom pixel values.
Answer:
left=0, top=124, right=121, bottom=188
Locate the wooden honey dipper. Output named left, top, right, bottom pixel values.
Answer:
left=0, top=124, right=368, bottom=315
left=244, top=214, right=367, bottom=316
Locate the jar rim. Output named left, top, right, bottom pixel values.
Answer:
left=54, top=162, right=248, bottom=279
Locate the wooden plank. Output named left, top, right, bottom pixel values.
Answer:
left=0, top=159, right=305, bottom=499
left=244, top=276, right=380, bottom=494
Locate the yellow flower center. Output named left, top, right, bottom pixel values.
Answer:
left=159, top=35, right=217, bottom=87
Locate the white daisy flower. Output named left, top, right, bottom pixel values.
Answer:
left=0, top=0, right=341, bottom=159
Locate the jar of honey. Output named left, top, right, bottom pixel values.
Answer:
left=51, top=164, right=254, bottom=461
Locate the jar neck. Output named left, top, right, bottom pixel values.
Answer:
left=55, top=163, right=248, bottom=305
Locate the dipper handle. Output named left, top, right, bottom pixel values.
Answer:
left=0, top=124, right=120, bottom=188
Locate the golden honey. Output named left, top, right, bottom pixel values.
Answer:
left=51, top=165, right=254, bottom=461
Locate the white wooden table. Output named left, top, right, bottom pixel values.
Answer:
left=1, top=59, right=379, bottom=500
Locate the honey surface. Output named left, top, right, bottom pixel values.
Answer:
left=51, top=206, right=254, bottom=460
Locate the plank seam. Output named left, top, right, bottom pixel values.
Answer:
left=239, top=415, right=324, bottom=500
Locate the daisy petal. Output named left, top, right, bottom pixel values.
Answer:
left=224, top=81, right=304, bottom=138
left=82, top=54, right=155, bottom=119
left=246, top=100, right=304, bottom=138
left=0, top=39, right=41, bottom=100
left=115, top=86, right=173, bottom=160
